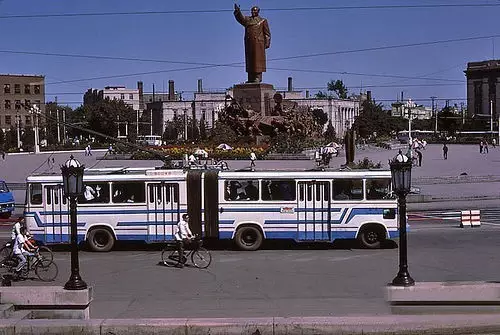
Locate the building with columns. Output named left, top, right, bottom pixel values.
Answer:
left=149, top=78, right=360, bottom=139
left=465, top=60, right=500, bottom=120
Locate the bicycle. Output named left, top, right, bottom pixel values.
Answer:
left=1, top=248, right=58, bottom=282
left=161, top=237, right=212, bottom=269
left=0, top=239, right=54, bottom=264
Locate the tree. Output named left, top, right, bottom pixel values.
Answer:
left=437, top=106, right=460, bottom=134
left=209, top=121, right=238, bottom=144
left=81, top=98, right=136, bottom=141
left=311, top=108, right=328, bottom=127
left=5, top=127, right=17, bottom=150
left=44, top=102, right=74, bottom=145
left=323, top=120, right=337, bottom=141
left=327, top=80, right=348, bottom=99
left=353, top=100, right=406, bottom=139
left=199, top=119, right=207, bottom=141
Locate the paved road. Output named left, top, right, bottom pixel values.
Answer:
left=0, top=220, right=498, bottom=319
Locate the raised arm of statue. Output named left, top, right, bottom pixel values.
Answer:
left=233, top=3, right=247, bottom=26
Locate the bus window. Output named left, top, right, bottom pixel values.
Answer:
left=262, top=180, right=296, bottom=201
left=366, top=179, right=391, bottom=200
left=224, top=179, right=259, bottom=201
left=332, top=179, right=363, bottom=200
left=30, top=183, right=42, bottom=204
left=78, top=182, right=110, bottom=204
left=112, top=182, right=145, bottom=203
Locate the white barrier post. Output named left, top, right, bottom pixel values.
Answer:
left=460, top=210, right=471, bottom=228
left=470, top=209, right=481, bottom=227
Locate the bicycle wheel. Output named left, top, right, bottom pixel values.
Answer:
left=37, top=246, right=54, bottom=262
left=191, top=247, right=212, bottom=269
left=0, top=246, right=11, bottom=267
left=161, top=248, right=178, bottom=267
left=35, top=259, right=58, bottom=282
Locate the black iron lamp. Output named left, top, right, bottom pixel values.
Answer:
left=389, top=151, right=415, bottom=287
left=61, top=155, right=88, bottom=290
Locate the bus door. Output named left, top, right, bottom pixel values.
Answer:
left=43, top=185, right=69, bottom=243
left=297, top=181, right=331, bottom=241
left=147, top=183, right=180, bottom=242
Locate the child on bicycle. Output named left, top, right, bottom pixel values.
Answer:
left=174, top=214, right=194, bottom=268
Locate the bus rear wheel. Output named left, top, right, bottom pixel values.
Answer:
left=358, top=224, right=385, bottom=249
left=87, top=228, right=115, bottom=252
left=235, top=226, right=263, bottom=251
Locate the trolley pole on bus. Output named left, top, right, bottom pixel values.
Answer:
left=389, top=151, right=415, bottom=287
left=61, top=156, right=88, bottom=290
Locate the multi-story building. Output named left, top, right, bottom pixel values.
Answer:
left=465, top=59, right=500, bottom=119
left=0, top=74, right=45, bottom=132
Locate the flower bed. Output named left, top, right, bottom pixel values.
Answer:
left=131, top=145, right=269, bottom=160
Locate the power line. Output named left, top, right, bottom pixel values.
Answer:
left=0, top=4, right=498, bottom=19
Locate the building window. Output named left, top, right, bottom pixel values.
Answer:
left=129, top=94, right=133, bottom=99
left=34, top=85, right=40, bottom=94
left=25, top=99, right=31, bottom=108
left=4, top=84, right=10, bottom=94
left=120, top=93, right=125, bottom=99
left=24, top=85, right=30, bottom=94
left=4, top=100, right=11, bottom=110
left=35, top=100, right=41, bottom=107
left=25, top=115, right=31, bottom=126
left=14, top=84, right=20, bottom=94
left=15, top=100, right=21, bottom=110
left=5, top=115, right=11, bottom=125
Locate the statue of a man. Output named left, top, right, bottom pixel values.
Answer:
left=234, top=4, right=271, bottom=83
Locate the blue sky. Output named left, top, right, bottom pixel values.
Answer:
left=0, top=0, right=498, bottom=110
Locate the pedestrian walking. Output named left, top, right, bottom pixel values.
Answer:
left=1, top=151, right=5, bottom=160
left=492, top=138, right=497, bottom=148
left=442, top=143, right=448, bottom=160
left=484, top=141, right=489, bottom=154
left=250, top=151, right=257, bottom=170
left=480, top=141, right=483, bottom=154
left=415, top=149, right=423, bottom=167
left=86, top=144, right=92, bottom=156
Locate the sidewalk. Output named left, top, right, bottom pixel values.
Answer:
left=2, top=314, right=500, bottom=334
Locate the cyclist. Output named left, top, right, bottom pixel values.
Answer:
left=13, top=226, right=37, bottom=274
left=174, top=214, right=194, bottom=268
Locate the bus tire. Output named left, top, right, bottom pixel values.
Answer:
left=87, top=228, right=115, bottom=252
left=234, top=226, right=263, bottom=251
left=358, top=224, right=385, bottom=249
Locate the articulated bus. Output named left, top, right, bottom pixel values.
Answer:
left=24, top=167, right=398, bottom=251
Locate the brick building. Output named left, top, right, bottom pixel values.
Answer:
left=0, top=74, right=45, bottom=132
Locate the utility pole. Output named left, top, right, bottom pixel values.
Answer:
left=430, top=96, right=437, bottom=134
left=491, top=100, right=494, bottom=134
left=136, top=110, right=139, bottom=137
left=16, top=114, right=21, bottom=149
left=31, top=105, right=40, bottom=154
left=62, top=108, right=66, bottom=144
left=150, top=109, right=153, bottom=136
left=56, top=96, right=61, bottom=144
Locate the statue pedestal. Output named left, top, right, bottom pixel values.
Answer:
left=233, top=83, right=276, bottom=116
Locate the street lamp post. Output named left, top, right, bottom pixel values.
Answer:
left=389, top=151, right=415, bottom=287
left=30, top=104, right=41, bottom=154
left=15, top=114, right=21, bottom=149
left=405, top=99, right=416, bottom=145
left=61, top=156, right=88, bottom=290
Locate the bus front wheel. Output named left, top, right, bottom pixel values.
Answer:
left=235, top=226, right=263, bottom=251
left=358, top=224, right=385, bottom=249
left=87, top=228, right=115, bottom=252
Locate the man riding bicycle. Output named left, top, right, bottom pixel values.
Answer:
left=13, top=226, right=37, bottom=274
left=174, top=214, right=194, bottom=268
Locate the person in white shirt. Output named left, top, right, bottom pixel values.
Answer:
left=10, top=217, right=24, bottom=242
left=250, top=151, right=257, bottom=169
left=13, top=226, right=36, bottom=273
left=84, top=185, right=96, bottom=202
left=173, top=214, right=194, bottom=268
left=188, top=154, right=197, bottom=166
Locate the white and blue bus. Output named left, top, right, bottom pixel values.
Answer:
left=24, top=167, right=398, bottom=251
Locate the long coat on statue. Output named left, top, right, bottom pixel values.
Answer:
left=234, top=9, right=271, bottom=74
